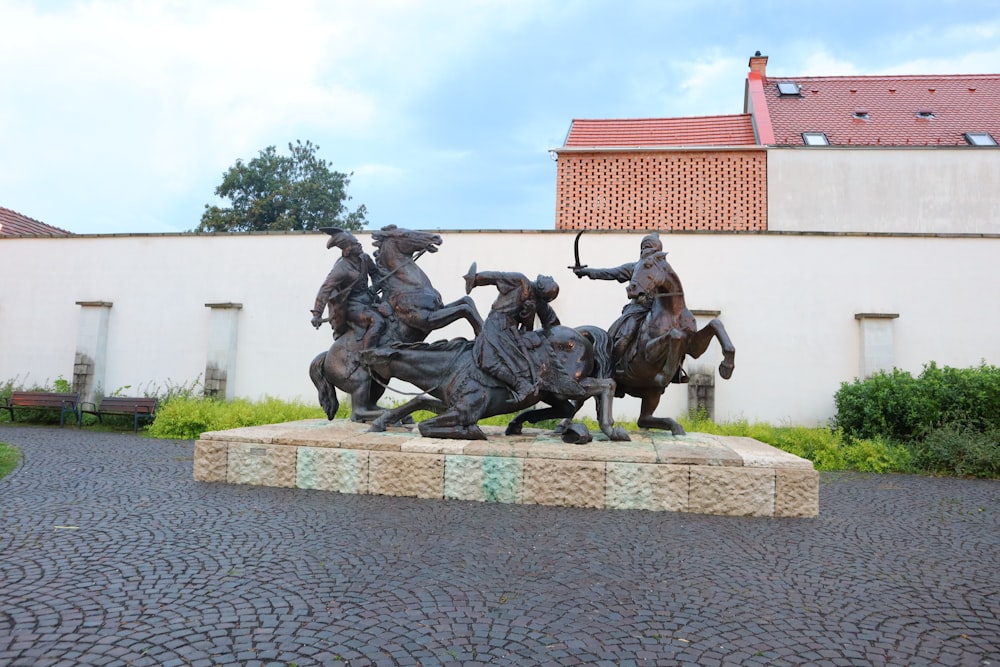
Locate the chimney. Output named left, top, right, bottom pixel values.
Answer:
left=749, top=51, right=768, bottom=77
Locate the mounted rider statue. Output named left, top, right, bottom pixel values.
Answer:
left=572, top=232, right=679, bottom=375
left=311, top=228, right=388, bottom=351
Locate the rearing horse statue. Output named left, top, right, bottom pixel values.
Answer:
left=309, top=226, right=483, bottom=422
left=370, top=225, right=483, bottom=339
left=614, top=249, right=735, bottom=434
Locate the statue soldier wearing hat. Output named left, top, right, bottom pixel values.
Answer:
left=463, top=264, right=561, bottom=404
left=572, top=232, right=667, bottom=372
left=311, top=228, right=387, bottom=351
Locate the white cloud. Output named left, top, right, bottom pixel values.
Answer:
left=624, top=51, right=748, bottom=119
left=673, top=53, right=747, bottom=116
left=0, top=0, right=549, bottom=183
left=0, top=2, right=380, bottom=189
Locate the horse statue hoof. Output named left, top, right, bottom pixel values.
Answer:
left=505, top=422, right=524, bottom=436
left=561, top=422, right=592, bottom=444
left=610, top=425, right=631, bottom=442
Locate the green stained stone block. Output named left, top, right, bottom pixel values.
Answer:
left=297, top=447, right=367, bottom=493
left=481, top=456, right=521, bottom=504
left=297, top=447, right=319, bottom=489
left=445, top=455, right=522, bottom=504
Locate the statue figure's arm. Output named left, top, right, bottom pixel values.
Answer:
left=311, top=264, right=349, bottom=326
left=470, top=270, right=530, bottom=294
left=573, top=263, right=634, bottom=283
left=536, top=301, right=560, bottom=328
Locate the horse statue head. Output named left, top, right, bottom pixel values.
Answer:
left=533, top=326, right=596, bottom=399
left=370, top=225, right=442, bottom=264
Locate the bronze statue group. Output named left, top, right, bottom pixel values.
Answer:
left=309, top=226, right=734, bottom=442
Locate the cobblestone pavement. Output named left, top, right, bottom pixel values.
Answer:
left=0, top=426, right=997, bottom=667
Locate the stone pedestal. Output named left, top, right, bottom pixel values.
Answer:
left=194, top=420, right=819, bottom=517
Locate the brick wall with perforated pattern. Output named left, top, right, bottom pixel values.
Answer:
left=554, top=150, right=767, bottom=231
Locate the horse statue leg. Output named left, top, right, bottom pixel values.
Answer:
left=511, top=379, right=630, bottom=441
left=370, top=394, right=446, bottom=432
left=348, top=383, right=383, bottom=423
left=309, top=351, right=340, bottom=420
left=505, top=398, right=578, bottom=436
left=686, top=317, right=736, bottom=379
left=635, top=388, right=686, bottom=435
left=419, top=408, right=488, bottom=440
left=580, top=377, right=630, bottom=441
left=422, top=295, right=484, bottom=336
left=643, top=328, right=688, bottom=378
left=374, top=390, right=488, bottom=440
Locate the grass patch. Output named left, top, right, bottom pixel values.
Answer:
left=0, top=442, right=20, bottom=481
left=678, top=413, right=914, bottom=473
left=147, top=396, right=333, bottom=440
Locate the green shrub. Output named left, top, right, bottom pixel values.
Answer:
left=841, top=436, right=913, bottom=474
left=833, top=368, right=925, bottom=441
left=913, top=422, right=1000, bottom=478
left=917, top=362, right=1000, bottom=431
left=832, top=361, right=1000, bottom=478
left=147, top=396, right=330, bottom=440
left=834, top=362, right=1000, bottom=442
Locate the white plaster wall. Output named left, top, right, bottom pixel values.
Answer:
left=768, top=147, right=1000, bottom=234
left=2, top=231, right=998, bottom=427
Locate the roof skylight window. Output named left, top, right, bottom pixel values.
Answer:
left=853, top=110, right=870, bottom=120
left=916, top=110, right=935, bottom=119
left=802, top=132, right=829, bottom=146
left=964, top=132, right=997, bottom=146
left=776, top=81, right=801, bottom=96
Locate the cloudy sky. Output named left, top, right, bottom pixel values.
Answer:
left=2, top=0, right=999, bottom=235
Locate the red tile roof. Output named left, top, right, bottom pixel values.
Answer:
left=761, top=73, right=1000, bottom=146
left=0, top=206, right=72, bottom=236
left=563, top=115, right=758, bottom=148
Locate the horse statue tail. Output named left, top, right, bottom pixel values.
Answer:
left=309, top=351, right=340, bottom=420
left=576, top=325, right=613, bottom=379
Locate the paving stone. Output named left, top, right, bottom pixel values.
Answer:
left=0, top=426, right=997, bottom=666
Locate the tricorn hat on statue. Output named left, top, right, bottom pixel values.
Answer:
left=320, top=227, right=357, bottom=250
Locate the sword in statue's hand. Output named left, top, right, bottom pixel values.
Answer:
left=569, top=230, right=588, bottom=276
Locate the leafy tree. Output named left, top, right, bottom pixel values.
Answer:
left=196, top=140, right=367, bottom=232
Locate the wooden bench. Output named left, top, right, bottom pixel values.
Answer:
left=1, top=391, right=80, bottom=427
left=80, top=397, right=158, bottom=432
